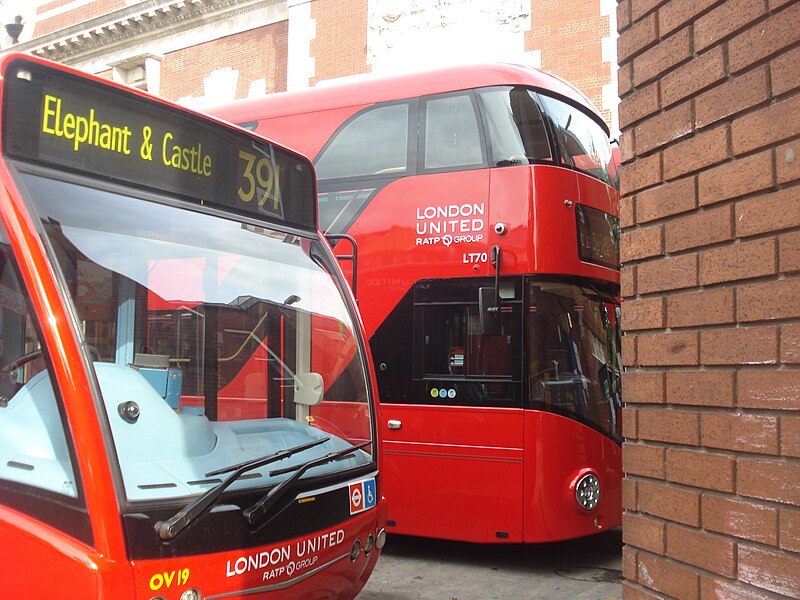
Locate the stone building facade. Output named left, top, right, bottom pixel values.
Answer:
left=0, top=0, right=619, bottom=131
left=617, top=0, right=800, bottom=598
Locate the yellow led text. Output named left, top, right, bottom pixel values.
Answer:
left=41, top=95, right=131, bottom=154
left=238, top=150, right=281, bottom=209
left=149, top=568, right=190, bottom=591
left=162, top=132, right=212, bottom=176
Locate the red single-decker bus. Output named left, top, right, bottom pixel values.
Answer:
left=0, top=53, right=386, bottom=599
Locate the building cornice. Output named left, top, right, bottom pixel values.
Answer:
left=12, top=0, right=281, bottom=64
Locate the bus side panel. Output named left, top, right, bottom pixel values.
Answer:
left=530, top=166, right=581, bottom=275
left=577, top=167, right=619, bottom=216
left=0, top=506, right=127, bottom=599
left=522, top=411, right=622, bottom=542
left=486, top=165, right=535, bottom=273
left=349, top=171, right=491, bottom=335
left=381, top=405, right=524, bottom=543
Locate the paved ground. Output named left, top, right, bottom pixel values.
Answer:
left=358, top=528, right=622, bottom=600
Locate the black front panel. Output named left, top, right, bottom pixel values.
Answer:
left=124, top=475, right=373, bottom=559
left=2, top=58, right=316, bottom=231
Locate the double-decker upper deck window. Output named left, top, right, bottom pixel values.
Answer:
left=423, top=93, right=483, bottom=170
left=315, top=103, right=409, bottom=180
left=0, top=227, right=79, bottom=501
left=539, top=95, right=613, bottom=185
left=477, top=86, right=552, bottom=166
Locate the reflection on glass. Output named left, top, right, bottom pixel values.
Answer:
left=527, top=281, right=621, bottom=440
left=0, top=230, right=77, bottom=497
left=15, top=173, right=374, bottom=502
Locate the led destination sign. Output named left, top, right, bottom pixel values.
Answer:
left=1, top=58, right=315, bottom=231
left=576, top=204, right=620, bottom=270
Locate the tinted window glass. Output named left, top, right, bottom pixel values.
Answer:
left=477, top=86, right=552, bottom=166
left=423, top=94, right=483, bottom=170
left=318, top=187, right=376, bottom=235
left=0, top=230, right=79, bottom=501
left=527, top=281, right=622, bottom=441
left=539, top=95, right=613, bottom=185
left=316, top=103, right=409, bottom=179
left=413, top=279, right=521, bottom=408
left=421, top=304, right=513, bottom=378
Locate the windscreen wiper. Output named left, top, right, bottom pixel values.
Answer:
left=244, top=441, right=372, bottom=527
left=155, top=436, right=330, bottom=541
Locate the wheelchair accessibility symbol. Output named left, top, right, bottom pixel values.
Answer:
left=349, top=478, right=377, bottom=515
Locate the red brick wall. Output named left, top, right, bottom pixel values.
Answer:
left=526, top=0, right=613, bottom=126
left=310, top=0, right=370, bottom=86
left=159, top=22, right=288, bottom=102
left=33, top=0, right=125, bottom=38
left=618, top=0, right=800, bottom=598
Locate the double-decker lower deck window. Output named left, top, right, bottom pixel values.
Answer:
left=527, top=281, right=621, bottom=440
left=413, top=279, right=521, bottom=408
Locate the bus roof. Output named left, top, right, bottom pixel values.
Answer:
left=208, top=63, right=608, bottom=134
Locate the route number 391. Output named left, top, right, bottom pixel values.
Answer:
left=238, top=150, right=281, bottom=209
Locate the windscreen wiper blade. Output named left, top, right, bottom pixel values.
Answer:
left=155, top=436, right=330, bottom=541
left=244, top=441, right=372, bottom=527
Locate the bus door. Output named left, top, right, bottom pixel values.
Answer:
left=380, top=279, right=524, bottom=543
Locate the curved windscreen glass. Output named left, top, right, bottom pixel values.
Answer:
left=16, top=172, right=374, bottom=502
left=538, top=94, right=614, bottom=185
left=527, top=281, right=622, bottom=441
left=477, top=86, right=614, bottom=186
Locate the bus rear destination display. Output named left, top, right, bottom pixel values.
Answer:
left=2, top=59, right=315, bottom=231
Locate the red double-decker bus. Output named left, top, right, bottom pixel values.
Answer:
left=0, top=54, right=386, bottom=598
left=210, top=63, right=622, bottom=544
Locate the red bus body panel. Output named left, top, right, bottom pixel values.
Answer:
left=521, top=411, right=622, bottom=542
left=2, top=501, right=388, bottom=600
left=381, top=405, right=524, bottom=541
left=380, top=407, right=622, bottom=543
left=0, top=505, right=124, bottom=598
left=127, top=508, right=387, bottom=600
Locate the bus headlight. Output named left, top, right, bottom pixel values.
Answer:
left=179, top=590, right=202, bottom=600
left=349, top=539, right=362, bottom=562
left=376, top=528, right=388, bottom=549
left=575, top=473, right=600, bottom=511
left=364, top=533, right=375, bottom=555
